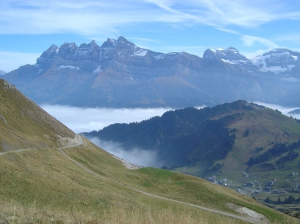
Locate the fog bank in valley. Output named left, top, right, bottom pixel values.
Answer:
left=41, top=105, right=172, bottom=133
left=90, top=138, right=163, bottom=168
left=254, top=102, right=300, bottom=119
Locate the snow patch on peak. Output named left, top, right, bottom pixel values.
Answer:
left=134, top=49, right=148, bottom=57
left=63, top=42, right=76, bottom=47
left=227, top=47, right=239, bottom=54
left=167, top=52, right=179, bottom=55
left=58, top=65, right=80, bottom=70
left=221, top=59, right=236, bottom=64
left=292, top=55, right=298, bottom=60
left=154, top=54, right=164, bottom=60
left=92, top=65, right=101, bottom=74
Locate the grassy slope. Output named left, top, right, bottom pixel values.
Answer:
left=63, top=141, right=299, bottom=223
left=0, top=141, right=298, bottom=223
left=0, top=144, right=247, bottom=224
left=0, top=79, right=75, bottom=151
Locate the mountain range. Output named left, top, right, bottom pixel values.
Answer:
left=3, top=36, right=300, bottom=108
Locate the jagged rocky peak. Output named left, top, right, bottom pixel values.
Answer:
left=57, top=42, right=78, bottom=60
left=114, top=36, right=149, bottom=58
left=36, top=44, right=59, bottom=67
left=203, top=47, right=249, bottom=63
left=74, top=40, right=100, bottom=62
left=115, top=36, right=137, bottom=52
left=40, top=44, right=59, bottom=59
left=226, top=46, right=239, bottom=54
left=117, top=36, right=134, bottom=46
left=78, top=40, right=99, bottom=51
left=101, top=38, right=117, bottom=48
left=100, top=38, right=117, bottom=63
left=251, top=48, right=300, bottom=74
left=204, top=47, right=242, bottom=58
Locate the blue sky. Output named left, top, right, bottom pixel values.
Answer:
left=1, top=0, right=300, bottom=72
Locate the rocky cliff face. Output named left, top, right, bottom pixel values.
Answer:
left=3, top=37, right=300, bottom=107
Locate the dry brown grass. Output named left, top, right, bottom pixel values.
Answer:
left=0, top=146, right=251, bottom=224
left=0, top=199, right=248, bottom=224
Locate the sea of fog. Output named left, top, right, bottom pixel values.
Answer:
left=41, top=105, right=174, bottom=133
left=41, top=103, right=300, bottom=167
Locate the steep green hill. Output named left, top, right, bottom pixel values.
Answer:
left=84, top=100, right=300, bottom=215
left=0, top=79, right=75, bottom=151
left=0, top=79, right=298, bottom=223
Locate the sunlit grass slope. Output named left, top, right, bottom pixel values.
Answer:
left=0, top=144, right=245, bottom=224
left=0, top=79, right=75, bottom=151
left=0, top=141, right=298, bottom=223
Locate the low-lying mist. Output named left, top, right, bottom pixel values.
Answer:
left=254, top=102, right=300, bottom=119
left=41, top=105, right=172, bottom=133
left=89, top=137, right=164, bottom=167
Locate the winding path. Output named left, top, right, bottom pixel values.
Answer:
left=1, top=135, right=269, bottom=223
left=58, top=135, right=269, bottom=224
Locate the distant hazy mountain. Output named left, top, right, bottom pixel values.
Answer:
left=3, top=37, right=300, bottom=107
left=0, top=70, right=6, bottom=75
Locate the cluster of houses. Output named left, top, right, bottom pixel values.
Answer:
left=205, top=176, right=230, bottom=186
left=206, top=172, right=299, bottom=195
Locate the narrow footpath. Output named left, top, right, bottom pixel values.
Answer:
left=0, top=135, right=269, bottom=224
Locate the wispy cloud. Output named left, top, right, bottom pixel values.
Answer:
left=1, top=0, right=299, bottom=36
left=145, top=0, right=300, bottom=28
left=0, top=1, right=156, bottom=35
left=241, top=35, right=279, bottom=49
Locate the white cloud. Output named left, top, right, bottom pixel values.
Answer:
left=145, top=0, right=300, bottom=28
left=1, top=0, right=299, bottom=36
left=241, top=35, right=278, bottom=49
left=0, top=1, right=157, bottom=35
left=41, top=104, right=172, bottom=133
left=0, top=51, right=40, bottom=72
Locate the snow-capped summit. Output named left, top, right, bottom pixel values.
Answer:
left=251, top=48, right=300, bottom=74
left=203, top=47, right=257, bottom=71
